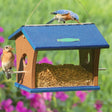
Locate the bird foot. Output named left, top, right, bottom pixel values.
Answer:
left=7, top=69, right=13, bottom=74
left=5, top=71, right=11, bottom=79
left=79, top=23, right=83, bottom=25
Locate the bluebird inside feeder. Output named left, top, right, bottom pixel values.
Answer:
left=8, top=23, right=109, bottom=93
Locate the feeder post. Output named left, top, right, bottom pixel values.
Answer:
left=92, top=49, right=100, bottom=86
left=79, top=48, right=100, bottom=86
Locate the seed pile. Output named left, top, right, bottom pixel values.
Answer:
left=36, top=63, right=93, bottom=88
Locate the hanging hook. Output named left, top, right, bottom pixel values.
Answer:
left=25, top=0, right=43, bottom=25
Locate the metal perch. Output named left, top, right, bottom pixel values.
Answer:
left=8, top=71, right=26, bottom=74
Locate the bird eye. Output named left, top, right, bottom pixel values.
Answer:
left=5, top=47, right=8, bottom=49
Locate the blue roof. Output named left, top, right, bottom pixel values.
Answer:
left=8, top=23, right=109, bottom=50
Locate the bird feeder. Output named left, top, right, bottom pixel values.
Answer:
left=8, top=23, right=109, bottom=93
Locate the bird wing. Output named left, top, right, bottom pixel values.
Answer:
left=1, top=54, right=3, bottom=61
left=51, top=10, right=70, bottom=15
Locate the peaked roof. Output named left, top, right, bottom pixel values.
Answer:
left=8, top=23, right=109, bottom=50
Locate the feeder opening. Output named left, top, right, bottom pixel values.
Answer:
left=35, top=50, right=94, bottom=88
left=22, top=53, right=28, bottom=66
left=17, top=53, right=27, bottom=83
left=87, top=53, right=90, bottom=64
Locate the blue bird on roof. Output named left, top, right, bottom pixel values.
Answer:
left=47, top=9, right=80, bottom=24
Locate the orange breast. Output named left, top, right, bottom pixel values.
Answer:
left=1, top=51, right=14, bottom=63
left=62, top=13, right=73, bottom=21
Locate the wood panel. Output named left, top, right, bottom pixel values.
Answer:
left=15, top=34, right=37, bottom=88
left=79, top=49, right=100, bottom=86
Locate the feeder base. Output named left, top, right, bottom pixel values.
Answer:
left=15, top=82, right=100, bottom=93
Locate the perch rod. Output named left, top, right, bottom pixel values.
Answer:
left=0, top=70, right=26, bottom=75
left=12, top=71, right=26, bottom=74
left=9, top=71, right=26, bottom=74
left=98, top=68, right=107, bottom=71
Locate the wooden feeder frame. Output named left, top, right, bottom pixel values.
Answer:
left=8, top=23, right=109, bottom=93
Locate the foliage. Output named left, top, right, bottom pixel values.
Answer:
left=0, top=0, right=112, bottom=111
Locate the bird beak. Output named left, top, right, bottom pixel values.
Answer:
left=10, top=48, right=14, bottom=51
left=75, top=20, right=82, bottom=25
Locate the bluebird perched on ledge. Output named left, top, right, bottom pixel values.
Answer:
left=1, top=45, right=14, bottom=79
left=47, top=9, right=80, bottom=24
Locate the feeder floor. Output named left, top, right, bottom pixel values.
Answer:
left=36, top=63, right=93, bottom=88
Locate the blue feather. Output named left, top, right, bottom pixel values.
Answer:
left=51, top=10, right=70, bottom=15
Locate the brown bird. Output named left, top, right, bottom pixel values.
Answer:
left=1, top=45, right=15, bottom=79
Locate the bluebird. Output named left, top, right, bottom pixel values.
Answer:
left=1, top=45, right=15, bottom=79
left=47, top=9, right=80, bottom=24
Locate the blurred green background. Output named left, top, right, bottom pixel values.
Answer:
left=0, top=0, right=112, bottom=111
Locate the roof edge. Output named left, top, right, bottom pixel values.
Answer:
left=8, top=26, right=24, bottom=40
left=23, top=22, right=94, bottom=27
left=22, top=28, right=36, bottom=50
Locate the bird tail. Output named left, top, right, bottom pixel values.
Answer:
left=46, top=18, right=54, bottom=24
left=50, top=12, right=57, bottom=15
